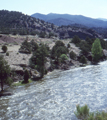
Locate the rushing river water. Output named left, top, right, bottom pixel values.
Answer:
left=1, top=61, right=107, bottom=120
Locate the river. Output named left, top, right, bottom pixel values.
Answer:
left=0, top=61, right=107, bottom=120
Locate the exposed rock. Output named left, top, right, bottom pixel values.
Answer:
left=45, top=58, right=51, bottom=71
left=19, top=48, right=31, bottom=54
left=103, top=49, right=107, bottom=57
left=30, top=69, right=40, bottom=79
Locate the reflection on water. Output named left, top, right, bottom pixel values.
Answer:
left=0, top=61, right=107, bottom=120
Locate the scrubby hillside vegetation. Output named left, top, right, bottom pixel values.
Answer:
left=0, top=10, right=103, bottom=39
left=0, top=10, right=58, bottom=36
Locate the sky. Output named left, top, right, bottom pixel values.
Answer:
left=0, top=0, right=107, bottom=19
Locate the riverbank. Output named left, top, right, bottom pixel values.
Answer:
left=0, top=35, right=106, bottom=92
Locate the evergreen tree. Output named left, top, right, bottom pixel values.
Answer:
left=2, top=45, right=7, bottom=53
left=79, top=55, right=87, bottom=64
left=30, top=44, right=48, bottom=78
left=51, top=40, right=68, bottom=61
left=0, top=56, right=11, bottom=91
left=30, top=39, right=39, bottom=52
left=91, top=38, right=103, bottom=62
left=69, top=51, right=76, bottom=60
left=19, top=38, right=31, bottom=54
left=71, top=35, right=81, bottom=44
left=23, top=69, right=30, bottom=83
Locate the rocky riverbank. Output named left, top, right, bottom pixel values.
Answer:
left=0, top=35, right=107, bottom=93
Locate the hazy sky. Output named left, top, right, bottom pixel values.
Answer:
left=0, top=0, right=107, bottom=18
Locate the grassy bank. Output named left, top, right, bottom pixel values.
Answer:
left=12, top=79, right=33, bottom=86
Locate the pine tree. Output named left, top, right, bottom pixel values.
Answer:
left=0, top=56, right=11, bottom=91
left=30, top=44, right=48, bottom=78
left=23, top=69, right=30, bottom=83
left=91, top=38, right=103, bottom=62
left=2, top=45, right=7, bottom=53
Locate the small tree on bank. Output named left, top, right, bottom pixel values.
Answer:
left=79, top=55, right=87, bottom=64
left=91, top=38, right=103, bottom=62
left=60, top=54, right=68, bottom=63
left=2, top=45, right=7, bottom=53
left=0, top=56, right=11, bottom=91
left=23, top=69, right=30, bottom=83
left=30, top=44, right=48, bottom=78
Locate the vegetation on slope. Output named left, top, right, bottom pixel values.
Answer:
left=0, top=10, right=103, bottom=39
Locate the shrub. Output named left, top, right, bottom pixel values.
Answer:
left=74, top=104, right=89, bottom=120
left=19, top=39, right=31, bottom=54
left=5, top=77, right=13, bottom=86
left=69, top=51, right=76, bottom=60
left=6, top=52, right=9, bottom=56
left=51, top=40, right=68, bottom=61
left=60, top=54, right=68, bottom=63
left=71, top=35, right=81, bottom=45
left=75, top=105, right=107, bottom=120
left=79, top=41, right=91, bottom=56
left=23, top=69, right=30, bottom=83
left=91, top=38, right=103, bottom=62
left=79, top=55, right=87, bottom=64
left=30, top=39, right=39, bottom=52
left=2, top=45, right=7, bottom=53
left=39, top=31, right=46, bottom=38
left=67, top=43, right=70, bottom=48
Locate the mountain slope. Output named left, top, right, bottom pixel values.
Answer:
left=0, top=10, right=58, bottom=35
left=48, top=18, right=75, bottom=26
left=0, top=10, right=102, bottom=39
left=31, top=13, right=107, bottom=28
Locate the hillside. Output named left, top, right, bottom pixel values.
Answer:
left=0, top=10, right=103, bottom=39
left=48, top=18, right=75, bottom=26
left=0, top=10, right=58, bottom=36
left=31, top=13, right=107, bottom=28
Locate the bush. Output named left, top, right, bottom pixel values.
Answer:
left=88, top=111, right=107, bottom=120
left=23, top=69, right=30, bottom=83
left=6, top=52, right=9, bottom=56
left=71, top=35, right=81, bottom=45
left=79, top=41, right=91, bottom=56
left=30, top=39, right=39, bottom=52
left=75, top=105, right=107, bottom=120
left=5, top=77, right=13, bottom=86
left=79, top=55, right=87, bottom=64
left=39, top=31, right=46, bottom=38
left=74, top=104, right=89, bottom=120
left=19, top=39, right=31, bottom=54
left=69, top=51, right=76, bottom=60
left=67, top=43, right=70, bottom=48
left=60, top=54, right=68, bottom=63
left=2, top=45, right=7, bottom=53
left=91, top=38, right=103, bottom=62
left=51, top=40, right=68, bottom=61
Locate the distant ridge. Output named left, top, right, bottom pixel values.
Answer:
left=97, top=18, right=107, bottom=21
left=31, top=13, right=107, bottom=28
